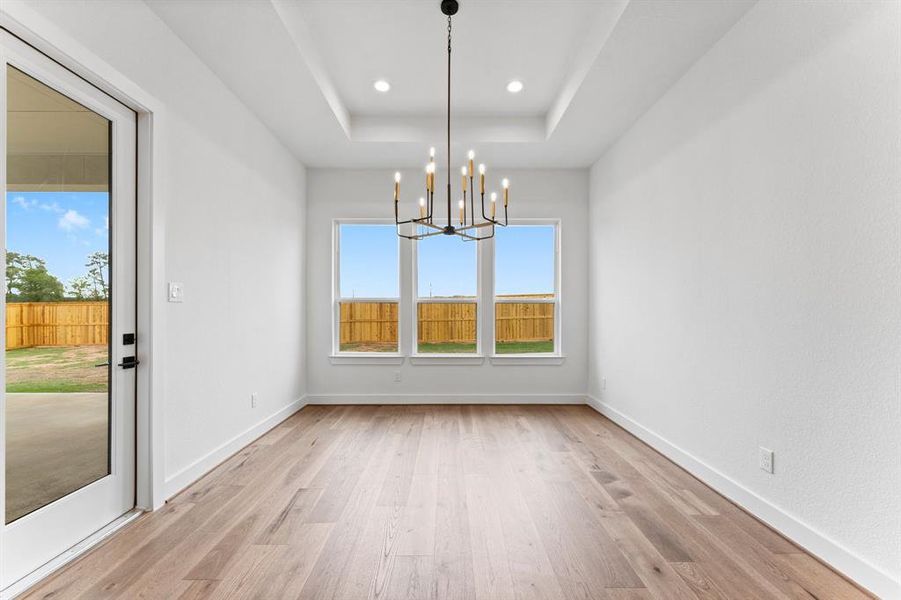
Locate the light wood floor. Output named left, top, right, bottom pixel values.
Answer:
left=25, top=405, right=869, bottom=600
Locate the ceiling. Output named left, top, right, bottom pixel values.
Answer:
left=7, top=66, right=110, bottom=191
left=146, top=0, right=757, bottom=169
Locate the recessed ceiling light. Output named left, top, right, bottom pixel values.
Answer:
left=374, top=79, right=391, bottom=93
left=506, top=80, right=523, bottom=93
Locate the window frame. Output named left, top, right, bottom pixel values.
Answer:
left=411, top=234, right=483, bottom=358
left=490, top=219, right=562, bottom=359
left=331, top=219, right=403, bottom=358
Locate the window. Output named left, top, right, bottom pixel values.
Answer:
left=335, top=223, right=399, bottom=353
left=494, top=224, right=558, bottom=354
left=415, top=235, right=478, bottom=354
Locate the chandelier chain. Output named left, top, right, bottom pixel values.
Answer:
left=446, top=14, right=452, bottom=227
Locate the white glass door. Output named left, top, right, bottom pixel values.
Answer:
left=0, top=31, right=136, bottom=588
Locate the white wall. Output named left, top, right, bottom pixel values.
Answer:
left=5, top=1, right=308, bottom=498
left=306, top=168, right=587, bottom=402
left=587, top=1, right=900, bottom=597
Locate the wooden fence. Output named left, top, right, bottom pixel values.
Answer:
left=339, top=297, right=554, bottom=345
left=6, top=302, right=109, bottom=350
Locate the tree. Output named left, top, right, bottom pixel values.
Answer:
left=67, top=275, right=93, bottom=300
left=6, top=251, right=64, bottom=301
left=16, top=268, right=65, bottom=301
left=7, top=251, right=44, bottom=296
left=85, top=251, right=109, bottom=300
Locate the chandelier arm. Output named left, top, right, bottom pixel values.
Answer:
left=457, top=226, right=494, bottom=242
left=397, top=226, right=448, bottom=241
left=479, top=191, right=509, bottom=227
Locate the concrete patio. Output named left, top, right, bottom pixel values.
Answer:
left=5, top=392, right=108, bottom=523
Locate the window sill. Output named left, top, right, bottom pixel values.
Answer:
left=489, top=354, right=565, bottom=366
left=329, top=353, right=405, bottom=365
left=409, top=354, right=485, bottom=366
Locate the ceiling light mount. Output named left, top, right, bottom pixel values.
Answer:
left=392, top=0, right=510, bottom=242
left=440, top=0, right=459, bottom=16
left=506, top=80, right=524, bottom=94
left=373, top=79, right=391, bottom=92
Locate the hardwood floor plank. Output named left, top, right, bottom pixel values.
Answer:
left=236, top=523, right=332, bottom=598
left=384, top=556, right=436, bottom=600
left=433, top=410, right=476, bottom=600
left=596, top=514, right=699, bottom=600
left=175, top=579, right=219, bottom=600
left=22, top=405, right=867, bottom=600
left=670, top=562, right=731, bottom=600
left=481, top=408, right=567, bottom=600
left=465, top=474, right=516, bottom=600
left=396, top=411, right=440, bottom=557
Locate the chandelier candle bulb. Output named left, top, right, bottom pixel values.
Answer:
left=394, top=172, right=401, bottom=202
left=479, top=164, right=486, bottom=194
left=490, top=192, right=497, bottom=218
left=429, top=146, right=436, bottom=159
left=502, top=177, right=509, bottom=206
left=458, top=199, right=464, bottom=224
left=419, top=197, right=426, bottom=218
left=468, top=150, right=474, bottom=178
left=461, top=166, right=467, bottom=193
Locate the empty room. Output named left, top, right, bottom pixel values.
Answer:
left=0, top=0, right=898, bottom=598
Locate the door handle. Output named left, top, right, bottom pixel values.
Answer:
left=117, top=356, right=140, bottom=369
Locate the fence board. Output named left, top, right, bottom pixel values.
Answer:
left=5, top=302, right=109, bottom=350
left=338, top=298, right=554, bottom=345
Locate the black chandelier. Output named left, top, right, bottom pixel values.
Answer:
left=393, top=0, right=510, bottom=241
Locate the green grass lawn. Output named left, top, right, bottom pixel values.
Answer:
left=416, top=342, right=478, bottom=354
left=338, top=342, right=398, bottom=353
left=495, top=340, right=555, bottom=354
left=416, top=340, right=554, bottom=354
left=6, top=346, right=108, bottom=393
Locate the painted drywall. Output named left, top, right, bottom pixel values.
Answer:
left=8, top=1, right=308, bottom=495
left=306, top=169, right=588, bottom=402
left=587, top=1, right=900, bottom=596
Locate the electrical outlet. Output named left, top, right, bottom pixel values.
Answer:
left=251, top=393, right=258, bottom=408
left=759, top=447, right=774, bottom=474
left=394, top=371, right=402, bottom=383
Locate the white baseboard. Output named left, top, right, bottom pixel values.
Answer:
left=306, top=393, right=587, bottom=405
left=585, top=396, right=899, bottom=600
left=163, top=396, right=307, bottom=500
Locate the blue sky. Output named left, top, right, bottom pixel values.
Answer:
left=417, top=233, right=477, bottom=297
left=6, top=191, right=109, bottom=285
left=495, top=225, right=555, bottom=296
left=339, top=224, right=399, bottom=298
left=339, top=224, right=555, bottom=298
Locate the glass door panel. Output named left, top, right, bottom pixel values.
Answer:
left=5, top=66, right=112, bottom=524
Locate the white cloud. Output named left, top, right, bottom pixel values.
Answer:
left=58, top=209, right=90, bottom=232
left=12, top=196, right=37, bottom=210
left=40, top=201, right=65, bottom=214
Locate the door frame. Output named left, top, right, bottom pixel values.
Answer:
left=0, top=0, right=168, bottom=586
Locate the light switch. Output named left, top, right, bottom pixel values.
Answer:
left=168, top=282, right=184, bottom=303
